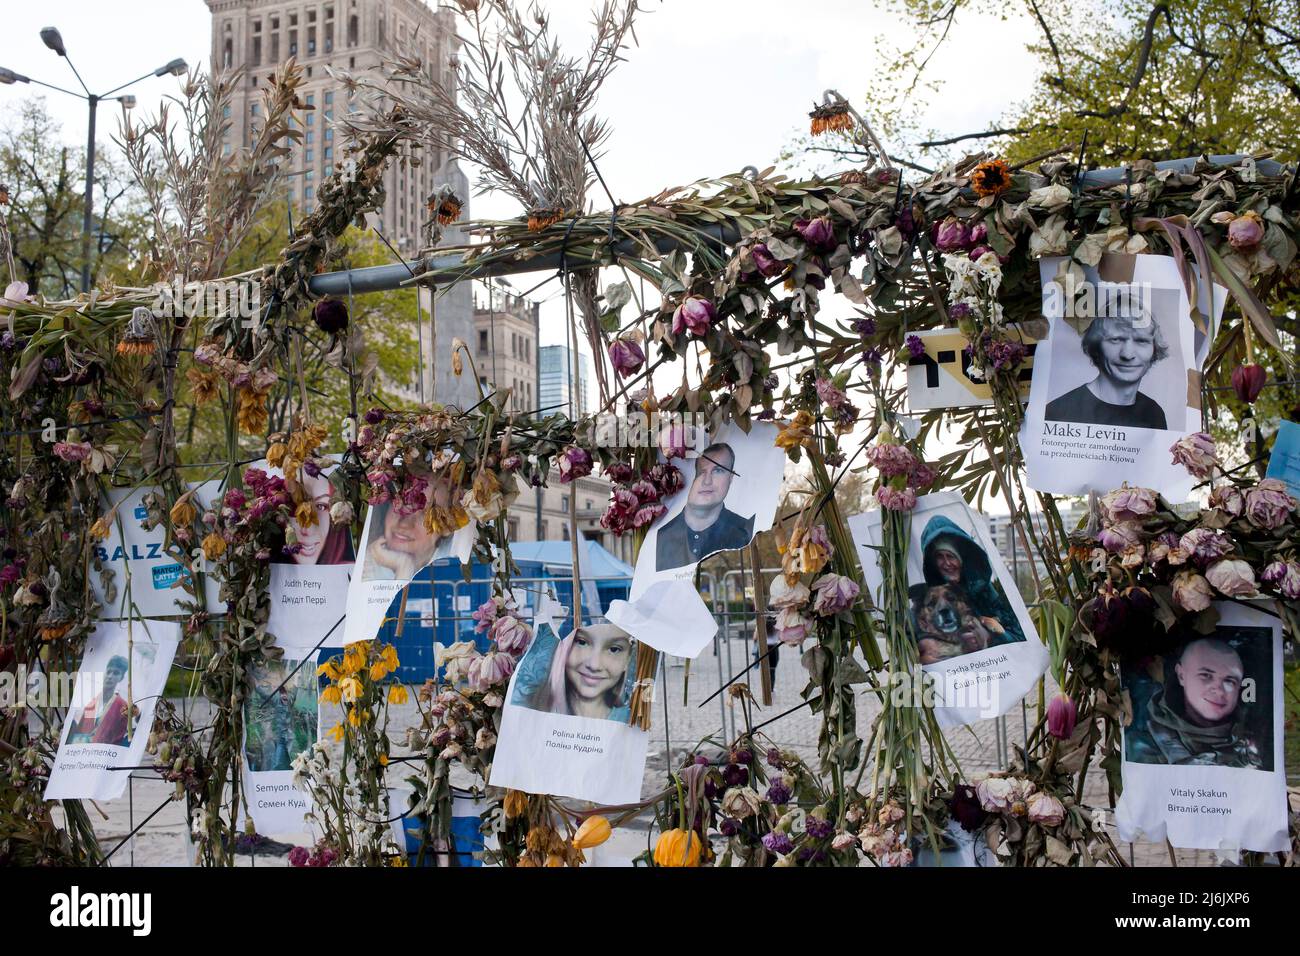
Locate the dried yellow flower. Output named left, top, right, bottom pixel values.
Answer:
left=236, top=387, right=270, bottom=435
left=201, top=532, right=227, bottom=561
left=169, top=496, right=197, bottom=529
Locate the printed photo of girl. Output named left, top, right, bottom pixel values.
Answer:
left=512, top=622, right=637, bottom=724
left=274, top=469, right=355, bottom=566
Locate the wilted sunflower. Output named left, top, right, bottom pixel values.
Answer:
left=970, top=158, right=1013, bottom=198
left=809, top=101, right=853, bottom=136
left=116, top=306, right=157, bottom=358
left=431, top=192, right=463, bottom=225
left=526, top=207, right=563, bottom=232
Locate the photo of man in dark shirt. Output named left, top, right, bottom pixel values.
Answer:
left=1045, top=311, right=1170, bottom=429
left=655, top=442, right=755, bottom=571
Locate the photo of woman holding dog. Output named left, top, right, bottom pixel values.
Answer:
left=908, top=515, right=1027, bottom=664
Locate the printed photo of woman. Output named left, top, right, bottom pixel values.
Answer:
left=360, top=471, right=454, bottom=582
left=908, top=515, right=1026, bottom=664
left=511, top=622, right=637, bottom=723
left=275, top=469, right=354, bottom=566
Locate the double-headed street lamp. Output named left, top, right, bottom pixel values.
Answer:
left=0, top=27, right=186, bottom=293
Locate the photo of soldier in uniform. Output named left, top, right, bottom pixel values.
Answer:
left=1123, top=625, right=1273, bottom=771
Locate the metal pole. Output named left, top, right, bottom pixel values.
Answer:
left=80, top=94, right=97, bottom=293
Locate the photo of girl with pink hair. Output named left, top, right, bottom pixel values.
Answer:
left=512, top=622, right=637, bottom=724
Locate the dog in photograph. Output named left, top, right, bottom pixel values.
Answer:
left=909, top=583, right=1005, bottom=664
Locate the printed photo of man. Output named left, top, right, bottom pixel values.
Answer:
left=1125, top=634, right=1267, bottom=770
left=1045, top=305, right=1170, bottom=429
left=654, top=442, right=755, bottom=571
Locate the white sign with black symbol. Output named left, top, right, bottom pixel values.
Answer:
left=1115, top=601, right=1288, bottom=852
left=848, top=490, right=1048, bottom=729
left=905, top=325, right=1040, bottom=410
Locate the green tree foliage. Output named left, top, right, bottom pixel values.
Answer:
left=888, top=0, right=1300, bottom=167
left=1, top=96, right=146, bottom=296
left=176, top=206, right=424, bottom=464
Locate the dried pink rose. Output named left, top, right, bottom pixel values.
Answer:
left=810, top=573, right=860, bottom=616
left=769, top=575, right=811, bottom=610
left=467, top=650, right=515, bottom=692
left=1169, top=432, right=1219, bottom=479
left=1261, top=560, right=1300, bottom=600
left=1226, top=211, right=1265, bottom=252
left=671, top=296, right=716, bottom=337
left=490, top=615, right=531, bottom=656
left=558, top=445, right=593, bottom=483
left=1178, top=528, right=1233, bottom=565
left=1244, top=478, right=1295, bottom=529
left=607, top=337, right=645, bottom=378
left=1171, top=570, right=1214, bottom=612
left=1205, top=558, right=1257, bottom=597
left=774, top=606, right=814, bottom=645
left=976, top=776, right=1014, bottom=812
left=1209, top=485, right=1246, bottom=517
left=1097, top=521, right=1142, bottom=553
left=1100, top=486, right=1157, bottom=523
left=1026, top=791, right=1065, bottom=827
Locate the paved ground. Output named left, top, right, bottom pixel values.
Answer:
left=78, top=634, right=1231, bottom=866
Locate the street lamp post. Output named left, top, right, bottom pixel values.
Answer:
left=0, top=28, right=186, bottom=293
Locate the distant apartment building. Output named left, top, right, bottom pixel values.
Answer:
left=205, top=0, right=475, bottom=406
left=473, top=281, right=540, bottom=414
left=539, top=344, right=591, bottom=419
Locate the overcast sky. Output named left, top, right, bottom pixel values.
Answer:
left=0, top=0, right=1042, bottom=350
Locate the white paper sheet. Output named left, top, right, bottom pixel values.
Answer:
left=90, top=487, right=221, bottom=619
left=241, top=654, right=318, bottom=835
left=629, top=421, right=784, bottom=601
left=341, top=502, right=473, bottom=644
left=44, top=620, right=180, bottom=801
left=1115, top=601, right=1288, bottom=852
left=606, top=578, right=718, bottom=658
left=848, top=490, right=1049, bottom=728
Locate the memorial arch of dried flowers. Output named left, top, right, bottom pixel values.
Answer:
left=2, top=2, right=1299, bottom=867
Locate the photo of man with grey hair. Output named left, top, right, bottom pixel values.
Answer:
left=1045, top=305, right=1171, bottom=429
